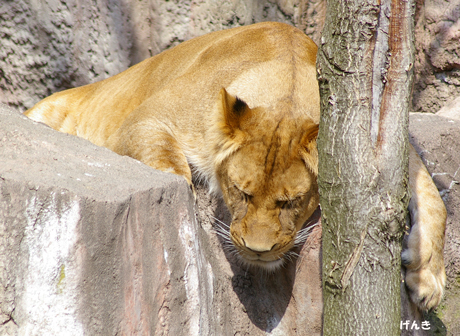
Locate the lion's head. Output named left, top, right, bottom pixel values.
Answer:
left=211, top=88, right=320, bottom=270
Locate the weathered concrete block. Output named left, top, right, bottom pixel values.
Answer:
left=0, top=103, right=204, bottom=335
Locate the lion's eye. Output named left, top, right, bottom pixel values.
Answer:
left=242, top=191, right=251, bottom=203
left=233, top=185, right=251, bottom=203
left=277, top=196, right=302, bottom=209
left=277, top=200, right=289, bottom=209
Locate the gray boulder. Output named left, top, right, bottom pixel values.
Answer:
left=0, top=103, right=208, bottom=335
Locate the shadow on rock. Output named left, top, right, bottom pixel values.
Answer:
left=211, top=195, right=321, bottom=332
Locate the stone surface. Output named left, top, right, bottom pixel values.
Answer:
left=0, top=0, right=133, bottom=111
left=436, top=95, right=460, bottom=120
left=0, top=103, right=202, bottom=335
left=412, top=0, right=460, bottom=112
left=409, top=113, right=460, bottom=336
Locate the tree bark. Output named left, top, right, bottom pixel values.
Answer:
left=317, top=0, right=415, bottom=334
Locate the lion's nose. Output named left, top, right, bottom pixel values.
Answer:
left=242, top=238, right=277, bottom=253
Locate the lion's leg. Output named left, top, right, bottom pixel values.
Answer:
left=402, top=144, right=447, bottom=310
left=109, top=122, right=193, bottom=187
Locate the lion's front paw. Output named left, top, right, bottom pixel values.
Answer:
left=402, top=241, right=446, bottom=311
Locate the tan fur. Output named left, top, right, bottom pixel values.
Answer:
left=25, top=22, right=446, bottom=310
left=403, top=145, right=447, bottom=310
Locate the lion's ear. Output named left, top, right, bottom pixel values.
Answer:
left=218, top=88, right=251, bottom=135
left=299, top=123, right=319, bottom=175
left=210, top=88, right=250, bottom=164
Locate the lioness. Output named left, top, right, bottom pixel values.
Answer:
left=25, top=22, right=446, bottom=310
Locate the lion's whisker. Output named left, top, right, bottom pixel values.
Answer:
left=209, top=215, right=230, bottom=228
left=294, top=221, right=319, bottom=246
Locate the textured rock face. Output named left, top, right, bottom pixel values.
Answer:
left=412, top=0, right=460, bottom=112
left=0, top=103, right=202, bottom=335
left=0, top=0, right=326, bottom=112
left=0, top=0, right=133, bottom=111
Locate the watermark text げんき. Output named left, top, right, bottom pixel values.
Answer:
left=400, top=320, right=431, bottom=330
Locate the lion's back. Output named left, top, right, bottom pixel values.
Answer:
left=25, top=22, right=319, bottom=145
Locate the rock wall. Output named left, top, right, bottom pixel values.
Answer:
left=412, top=0, right=460, bottom=112
left=0, top=0, right=133, bottom=110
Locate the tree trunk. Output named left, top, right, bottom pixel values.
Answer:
left=317, top=0, right=415, bottom=334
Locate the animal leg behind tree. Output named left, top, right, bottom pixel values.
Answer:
left=402, top=144, right=447, bottom=311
